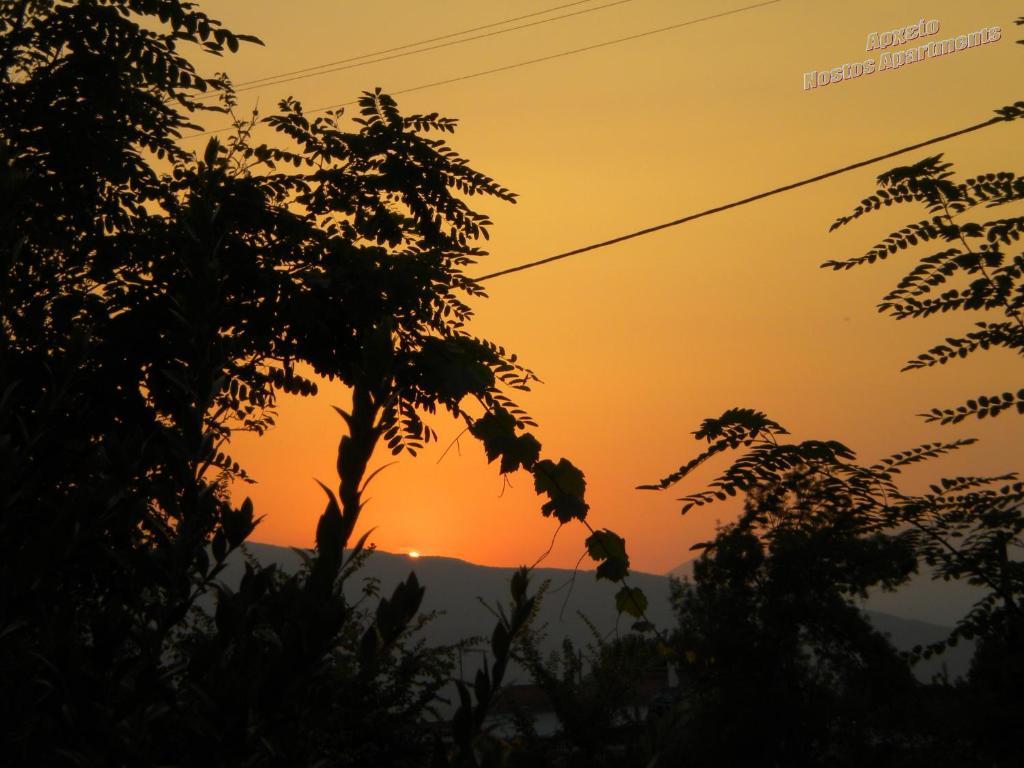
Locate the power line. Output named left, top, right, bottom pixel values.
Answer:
left=212, top=0, right=637, bottom=99
left=473, top=115, right=1018, bottom=282
left=182, top=0, right=781, bottom=140
left=228, top=0, right=611, bottom=89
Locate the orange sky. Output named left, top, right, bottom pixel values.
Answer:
left=189, top=0, right=1023, bottom=574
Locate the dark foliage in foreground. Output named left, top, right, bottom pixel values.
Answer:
left=0, top=1, right=617, bottom=765
left=629, top=22, right=1024, bottom=761
left=3, top=2, right=1022, bottom=767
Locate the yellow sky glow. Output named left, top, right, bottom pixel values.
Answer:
left=196, top=0, right=1023, bottom=574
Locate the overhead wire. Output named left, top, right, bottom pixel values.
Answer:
left=227, top=0, right=615, bottom=89
left=205, top=0, right=638, bottom=99
left=170, top=4, right=1023, bottom=288
left=472, top=114, right=1020, bottom=282
left=181, top=0, right=781, bottom=140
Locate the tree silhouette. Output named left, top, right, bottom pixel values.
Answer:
left=663, top=474, right=919, bottom=768
left=824, top=150, right=1024, bottom=423
left=641, top=17, right=1024, bottom=765
left=0, top=2, right=626, bottom=764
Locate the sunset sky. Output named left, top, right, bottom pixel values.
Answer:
left=190, top=0, right=1022, bottom=574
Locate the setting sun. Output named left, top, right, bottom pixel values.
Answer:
left=408, top=551, right=421, bottom=559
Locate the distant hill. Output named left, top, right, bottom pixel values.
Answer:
left=669, top=557, right=983, bottom=628
left=667, top=560, right=693, bottom=580
left=221, top=543, right=973, bottom=681
left=667, top=557, right=977, bottom=679
left=226, top=543, right=676, bottom=672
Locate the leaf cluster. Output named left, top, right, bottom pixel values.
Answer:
left=823, top=150, right=1024, bottom=423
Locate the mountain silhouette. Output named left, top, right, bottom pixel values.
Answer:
left=224, top=544, right=974, bottom=681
